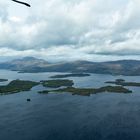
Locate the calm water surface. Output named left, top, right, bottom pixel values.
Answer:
left=0, top=70, right=140, bottom=140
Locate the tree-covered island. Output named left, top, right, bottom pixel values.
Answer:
left=50, top=73, right=90, bottom=78
left=0, top=79, right=8, bottom=82
left=39, top=86, right=132, bottom=96
left=0, top=80, right=39, bottom=95
left=40, top=79, right=74, bottom=88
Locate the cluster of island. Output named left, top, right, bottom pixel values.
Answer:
left=0, top=73, right=140, bottom=96
left=105, top=79, right=140, bottom=87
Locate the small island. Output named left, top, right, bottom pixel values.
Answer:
left=38, top=86, right=132, bottom=96
left=50, top=73, right=90, bottom=78
left=40, top=79, right=74, bottom=88
left=0, top=79, right=8, bottom=82
left=105, top=79, right=140, bottom=87
left=0, top=79, right=39, bottom=95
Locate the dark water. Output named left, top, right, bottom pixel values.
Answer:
left=0, top=70, right=140, bottom=140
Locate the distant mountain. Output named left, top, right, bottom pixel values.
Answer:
left=0, top=57, right=49, bottom=71
left=0, top=57, right=140, bottom=75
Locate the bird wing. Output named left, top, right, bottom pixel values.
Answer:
left=11, top=0, right=31, bottom=7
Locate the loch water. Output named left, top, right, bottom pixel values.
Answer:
left=0, top=70, right=140, bottom=140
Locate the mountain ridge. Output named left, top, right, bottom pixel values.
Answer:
left=0, top=57, right=140, bottom=76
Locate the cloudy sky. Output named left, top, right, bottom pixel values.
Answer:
left=0, top=0, right=140, bottom=62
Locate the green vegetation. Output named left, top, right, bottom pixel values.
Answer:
left=0, top=80, right=39, bottom=95
left=40, top=79, right=74, bottom=88
left=0, top=79, right=8, bottom=82
left=105, top=79, right=140, bottom=87
left=38, top=86, right=132, bottom=96
left=50, top=73, right=90, bottom=78
left=38, top=90, right=49, bottom=94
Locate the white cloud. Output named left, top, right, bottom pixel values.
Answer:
left=0, top=0, right=140, bottom=62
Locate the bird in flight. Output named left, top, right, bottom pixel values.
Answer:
left=11, top=0, right=31, bottom=7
